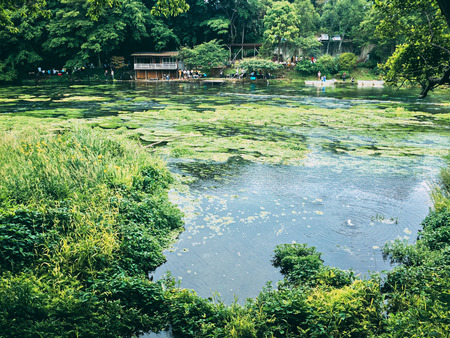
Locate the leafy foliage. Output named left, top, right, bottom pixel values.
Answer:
left=179, top=39, right=228, bottom=71
left=295, top=58, right=318, bottom=76
left=315, top=54, right=338, bottom=76
left=375, top=0, right=450, bottom=97
left=238, top=58, right=283, bottom=72
left=263, top=1, right=300, bottom=59
left=0, top=125, right=184, bottom=336
left=337, top=52, right=357, bottom=71
left=320, top=0, right=367, bottom=54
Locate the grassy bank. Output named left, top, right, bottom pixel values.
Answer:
left=0, top=124, right=185, bottom=336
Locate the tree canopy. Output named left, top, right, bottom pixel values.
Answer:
left=375, top=0, right=450, bottom=97
left=178, top=39, right=228, bottom=71
left=263, top=1, right=300, bottom=60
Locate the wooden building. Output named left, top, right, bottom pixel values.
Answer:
left=131, top=52, right=183, bottom=80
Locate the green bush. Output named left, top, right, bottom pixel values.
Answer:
left=272, top=243, right=354, bottom=288
left=295, top=59, right=318, bottom=76
left=252, top=283, right=310, bottom=336
left=304, top=280, right=383, bottom=337
left=418, top=209, right=450, bottom=250
left=315, top=54, right=338, bottom=76
left=337, top=52, right=358, bottom=71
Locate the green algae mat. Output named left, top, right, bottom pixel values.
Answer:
left=1, top=82, right=448, bottom=166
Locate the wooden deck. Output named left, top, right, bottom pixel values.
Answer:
left=305, top=80, right=337, bottom=86
left=357, top=80, right=384, bottom=87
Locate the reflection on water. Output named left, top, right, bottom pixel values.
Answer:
left=1, top=81, right=449, bottom=117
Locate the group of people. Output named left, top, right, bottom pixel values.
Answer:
left=179, top=69, right=205, bottom=79
left=36, top=67, right=67, bottom=76
left=317, top=70, right=355, bottom=83
left=218, top=69, right=272, bottom=80
left=104, top=69, right=114, bottom=80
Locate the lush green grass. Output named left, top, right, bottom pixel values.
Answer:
left=0, top=124, right=185, bottom=336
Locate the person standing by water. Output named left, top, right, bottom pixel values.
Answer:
left=111, top=69, right=114, bottom=81
left=318, top=71, right=321, bottom=80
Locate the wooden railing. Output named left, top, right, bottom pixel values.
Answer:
left=134, top=63, right=177, bottom=70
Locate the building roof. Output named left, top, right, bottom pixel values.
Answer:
left=131, top=51, right=179, bottom=57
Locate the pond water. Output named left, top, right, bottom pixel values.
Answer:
left=1, top=81, right=449, bottom=305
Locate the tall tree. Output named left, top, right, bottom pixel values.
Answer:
left=321, top=0, right=367, bottom=54
left=0, top=10, right=44, bottom=78
left=375, top=0, right=450, bottom=97
left=208, top=0, right=265, bottom=44
left=263, top=1, right=300, bottom=60
left=295, top=0, right=319, bottom=35
left=292, top=0, right=320, bottom=57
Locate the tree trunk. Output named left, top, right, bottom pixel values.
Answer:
left=277, top=38, right=281, bottom=61
left=241, top=25, right=245, bottom=59
left=419, top=63, right=450, bottom=98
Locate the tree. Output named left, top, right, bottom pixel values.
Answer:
left=0, top=0, right=189, bottom=30
left=208, top=0, right=265, bottom=44
left=178, top=39, right=228, bottom=71
left=320, top=0, right=367, bottom=54
left=351, top=5, right=392, bottom=64
left=0, top=8, right=45, bottom=77
left=375, top=0, right=450, bottom=97
left=0, top=0, right=49, bottom=30
left=295, top=0, right=320, bottom=35
left=294, top=35, right=322, bottom=57
left=263, top=1, right=300, bottom=61
left=43, top=0, right=163, bottom=68
left=292, top=0, right=321, bottom=57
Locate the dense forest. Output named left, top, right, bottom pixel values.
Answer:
left=0, top=0, right=449, bottom=94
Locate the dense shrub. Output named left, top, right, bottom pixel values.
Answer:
left=418, top=209, right=450, bottom=250
left=337, top=52, right=358, bottom=71
left=295, top=59, right=318, bottom=76
left=272, top=243, right=355, bottom=288
left=315, top=54, right=338, bottom=76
